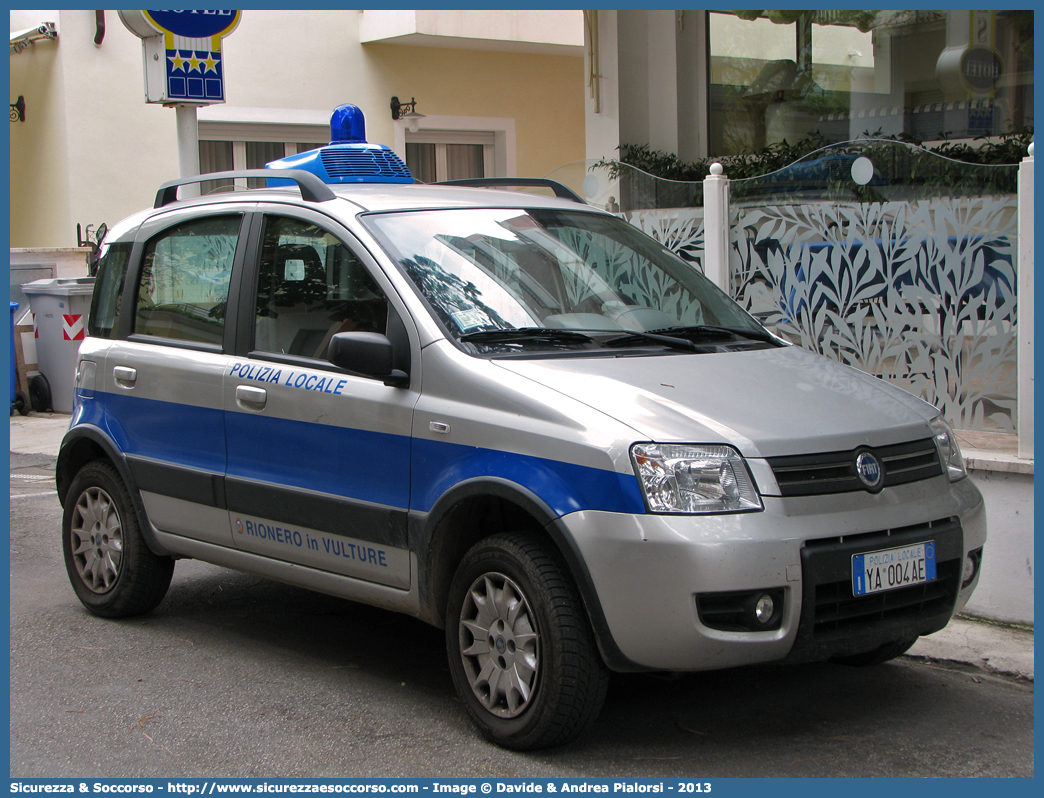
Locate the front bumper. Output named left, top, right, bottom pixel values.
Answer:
left=563, top=474, right=985, bottom=671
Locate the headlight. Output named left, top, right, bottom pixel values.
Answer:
left=929, top=417, right=967, bottom=482
left=630, top=443, right=763, bottom=514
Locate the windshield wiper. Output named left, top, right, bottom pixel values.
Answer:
left=459, top=327, right=595, bottom=345
left=601, top=330, right=700, bottom=352
left=648, top=325, right=777, bottom=344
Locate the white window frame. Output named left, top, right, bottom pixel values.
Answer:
left=197, top=106, right=330, bottom=141
left=198, top=125, right=329, bottom=188
left=405, top=131, right=495, bottom=182
left=393, top=115, right=517, bottom=178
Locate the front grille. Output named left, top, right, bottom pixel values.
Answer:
left=783, top=518, right=963, bottom=664
left=767, top=437, right=942, bottom=496
left=811, top=558, right=959, bottom=637
left=320, top=148, right=412, bottom=180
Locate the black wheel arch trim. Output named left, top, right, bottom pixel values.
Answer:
left=56, top=425, right=176, bottom=558
left=414, top=475, right=651, bottom=673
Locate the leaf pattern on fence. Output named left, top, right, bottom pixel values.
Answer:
left=623, top=209, right=706, bottom=272
left=556, top=219, right=707, bottom=326
left=729, top=197, right=1018, bottom=432
left=617, top=199, right=1017, bottom=433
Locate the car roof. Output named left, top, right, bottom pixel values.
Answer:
left=154, top=181, right=596, bottom=215
left=325, top=183, right=596, bottom=214
left=105, top=180, right=606, bottom=245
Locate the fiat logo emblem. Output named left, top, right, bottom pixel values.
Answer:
left=855, top=451, right=884, bottom=491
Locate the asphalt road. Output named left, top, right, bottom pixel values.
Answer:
left=9, top=452, right=1034, bottom=779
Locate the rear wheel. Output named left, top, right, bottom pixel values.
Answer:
left=830, top=636, right=918, bottom=666
left=62, top=461, right=174, bottom=617
left=445, top=533, right=609, bottom=750
left=29, top=373, right=51, bottom=412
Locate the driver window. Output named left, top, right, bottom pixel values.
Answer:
left=254, top=216, right=388, bottom=359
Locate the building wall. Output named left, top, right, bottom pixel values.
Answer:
left=963, top=469, right=1034, bottom=625
left=9, top=10, right=585, bottom=249
left=364, top=43, right=584, bottom=180
left=359, top=9, right=583, bottom=52
left=10, top=11, right=74, bottom=249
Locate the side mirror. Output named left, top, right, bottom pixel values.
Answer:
left=327, top=331, right=409, bottom=388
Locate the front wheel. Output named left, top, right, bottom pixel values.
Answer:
left=445, top=533, right=609, bottom=750
left=62, top=461, right=175, bottom=617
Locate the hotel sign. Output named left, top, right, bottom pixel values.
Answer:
left=961, top=47, right=1003, bottom=92
left=119, top=10, right=242, bottom=104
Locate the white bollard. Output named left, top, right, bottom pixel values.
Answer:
left=1017, top=142, right=1033, bottom=459
left=702, top=162, right=730, bottom=292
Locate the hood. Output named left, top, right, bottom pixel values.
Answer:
left=493, top=345, right=938, bottom=458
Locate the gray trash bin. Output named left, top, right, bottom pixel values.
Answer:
left=22, top=277, right=95, bottom=413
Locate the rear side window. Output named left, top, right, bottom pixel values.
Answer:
left=87, top=242, right=132, bottom=339
left=134, top=215, right=240, bottom=346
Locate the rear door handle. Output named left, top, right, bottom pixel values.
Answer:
left=236, top=385, right=267, bottom=410
left=113, top=366, right=137, bottom=386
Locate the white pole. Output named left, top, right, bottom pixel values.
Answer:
left=702, top=162, right=730, bottom=292
left=175, top=104, right=200, bottom=198
left=1017, top=141, right=1034, bottom=459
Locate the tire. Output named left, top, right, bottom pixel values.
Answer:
left=62, top=460, right=175, bottom=618
left=29, top=373, right=51, bottom=412
left=14, top=390, right=30, bottom=415
left=445, top=533, right=610, bottom=750
left=830, top=636, right=919, bottom=666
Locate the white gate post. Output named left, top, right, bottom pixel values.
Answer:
left=1017, top=142, right=1034, bottom=459
left=702, top=163, right=730, bottom=292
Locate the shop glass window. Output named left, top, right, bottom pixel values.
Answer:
left=709, top=10, right=1033, bottom=156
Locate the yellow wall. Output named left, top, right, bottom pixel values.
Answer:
left=9, top=10, right=585, bottom=249
left=10, top=11, right=181, bottom=248
left=9, top=26, right=73, bottom=248
left=362, top=44, right=586, bottom=179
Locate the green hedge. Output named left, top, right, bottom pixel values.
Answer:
left=596, top=130, right=1033, bottom=200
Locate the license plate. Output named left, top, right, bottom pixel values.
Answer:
left=852, top=541, right=936, bottom=596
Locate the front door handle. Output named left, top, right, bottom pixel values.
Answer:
left=236, top=385, right=267, bottom=410
left=113, top=366, right=137, bottom=386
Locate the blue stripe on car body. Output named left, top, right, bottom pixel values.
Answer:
left=79, top=391, right=226, bottom=474
left=78, top=390, right=646, bottom=517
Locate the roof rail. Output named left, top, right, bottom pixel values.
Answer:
left=434, top=177, right=585, bottom=203
left=154, top=169, right=337, bottom=208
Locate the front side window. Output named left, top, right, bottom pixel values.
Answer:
left=254, top=216, right=389, bottom=360
left=366, top=208, right=768, bottom=354
left=134, top=215, right=240, bottom=346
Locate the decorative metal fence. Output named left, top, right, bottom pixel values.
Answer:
left=548, top=141, right=1026, bottom=435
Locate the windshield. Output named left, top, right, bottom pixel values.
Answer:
left=366, top=208, right=769, bottom=354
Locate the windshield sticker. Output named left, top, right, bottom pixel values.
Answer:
left=230, top=362, right=348, bottom=395
left=451, top=309, right=492, bottom=332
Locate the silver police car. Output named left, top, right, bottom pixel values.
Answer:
left=58, top=105, right=985, bottom=750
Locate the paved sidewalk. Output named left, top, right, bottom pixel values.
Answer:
left=10, top=410, right=70, bottom=456
left=910, top=615, right=1034, bottom=681
left=9, top=411, right=1034, bottom=682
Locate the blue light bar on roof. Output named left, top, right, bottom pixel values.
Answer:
left=265, top=104, right=413, bottom=186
